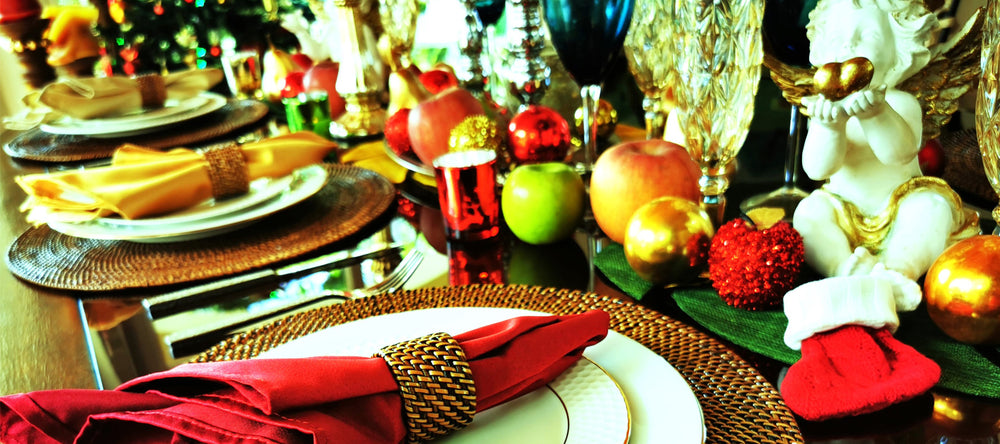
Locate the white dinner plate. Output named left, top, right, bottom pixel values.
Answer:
left=47, top=165, right=328, bottom=243
left=97, top=173, right=295, bottom=227
left=256, top=307, right=706, bottom=444
left=40, top=92, right=228, bottom=138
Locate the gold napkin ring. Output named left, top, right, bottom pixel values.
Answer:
left=378, top=332, right=477, bottom=444
left=135, top=73, right=166, bottom=109
left=201, top=144, right=249, bottom=198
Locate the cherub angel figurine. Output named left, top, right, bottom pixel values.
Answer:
left=771, top=0, right=986, bottom=421
left=769, top=0, right=982, bottom=309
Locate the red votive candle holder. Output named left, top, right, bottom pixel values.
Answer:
left=432, top=149, right=500, bottom=241
left=447, top=238, right=505, bottom=285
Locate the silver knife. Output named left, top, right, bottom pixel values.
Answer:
left=143, top=243, right=404, bottom=319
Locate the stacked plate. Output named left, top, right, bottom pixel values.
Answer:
left=40, top=92, right=229, bottom=138
left=47, top=165, right=329, bottom=243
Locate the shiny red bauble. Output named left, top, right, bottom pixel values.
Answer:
left=508, top=105, right=571, bottom=165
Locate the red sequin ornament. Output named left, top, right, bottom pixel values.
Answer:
left=708, top=219, right=805, bottom=310
left=507, top=105, right=571, bottom=165
left=385, top=108, right=414, bottom=158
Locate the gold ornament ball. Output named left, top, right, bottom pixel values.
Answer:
left=624, top=196, right=714, bottom=286
left=574, top=99, right=618, bottom=139
left=448, top=115, right=509, bottom=165
left=924, top=235, right=1000, bottom=345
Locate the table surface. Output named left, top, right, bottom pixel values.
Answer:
left=2, top=118, right=1000, bottom=443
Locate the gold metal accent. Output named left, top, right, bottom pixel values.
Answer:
left=815, top=176, right=979, bottom=254
left=328, top=0, right=386, bottom=138
left=379, top=0, right=426, bottom=116
left=378, top=332, right=477, bottom=444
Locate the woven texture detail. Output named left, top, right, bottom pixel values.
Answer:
left=378, top=332, right=476, bottom=443
left=7, top=164, right=395, bottom=292
left=201, top=144, right=249, bottom=198
left=194, top=284, right=804, bottom=444
left=135, top=74, right=167, bottom=109
left=4, top=100, right=269, bottom=162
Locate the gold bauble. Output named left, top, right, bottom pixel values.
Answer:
left=924, top=235, right=1000, bottom=345
left=448, top=115, right=508, bottom=164
left=624, top=196, right=715, bottom=286
left=814, top=56, right=874, bottom=101
left=574, top=99, right=618, bottom=139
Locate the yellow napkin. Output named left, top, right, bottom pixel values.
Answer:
left=339, top=140, right=410, bottom=184
left=16, top=132, right=338, bottom=224
left=33, top=68, right=224, bottom=119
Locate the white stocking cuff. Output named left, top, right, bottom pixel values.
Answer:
left=783, top=275, right=899, bottom=350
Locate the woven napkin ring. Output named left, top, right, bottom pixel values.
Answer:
left=135, top=73, right=167, bottom=109
left=200, top=144, right=250, bottom=198
left=377, top=332, right=477, bottom=444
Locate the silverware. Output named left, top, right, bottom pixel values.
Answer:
left=165, top=248, right=425, bottom=358
left=143, top=243, right=405, bottom=319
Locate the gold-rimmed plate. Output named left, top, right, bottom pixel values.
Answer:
left=40, top=92, right=228, bottom=138
left=255, top=307, right=704, bottom=443
left=47, top=165, right=327, bottom=243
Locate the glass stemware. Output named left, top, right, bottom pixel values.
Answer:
left=670, top=0, right=765, bottom=226
left=542, top=0, right=634, bottom=175
left=976, top=0, right=1000, bottom=234
left=738, top=0, right=813, bottom=223
left=623, top=0, right=675, bottom=140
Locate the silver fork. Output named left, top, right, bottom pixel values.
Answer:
left=166, top=248, right=425, bottom=358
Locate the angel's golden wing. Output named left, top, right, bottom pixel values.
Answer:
left=898, top=8, right=983, bottom=144
left=762, top=46, right=816, bottom=112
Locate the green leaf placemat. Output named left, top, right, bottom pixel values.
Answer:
left=593, top=242, right=654, bottom=299
left=672, top=288, right=1000, bottom=399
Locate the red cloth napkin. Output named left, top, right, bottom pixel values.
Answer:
left=0, top=310, right=609, bottom=444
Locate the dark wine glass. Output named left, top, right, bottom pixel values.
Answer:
left=542, top=0, right=634, bottom=175
left=740, top=0, right=816, bottom=222
left=475, top=0, right=505, bottom=27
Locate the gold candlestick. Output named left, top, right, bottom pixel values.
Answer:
left=328, top=0, right=386, bottom=139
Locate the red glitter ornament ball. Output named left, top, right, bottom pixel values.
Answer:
left=708, top=219, right=805, bottom=310
left=508, top=105, right=571, bottom=164
left=385, top=108, right=414, bottom=158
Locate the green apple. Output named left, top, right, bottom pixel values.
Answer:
left=501, top=162, right=585, bottom=245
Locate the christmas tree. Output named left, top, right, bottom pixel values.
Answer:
left=91, top=0, right=307, bottom=75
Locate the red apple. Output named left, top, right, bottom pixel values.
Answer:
left=290, top=53, right=314, bottom=71
left=419, top=68, right=460, bottom=95
left=590, top=139, right=702, bottom=244
left=407, top=87, right=485, bottom=167
left=303, top=60, right=347, bottom=119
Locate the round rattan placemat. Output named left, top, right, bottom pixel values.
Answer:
left=194, top=284, right=804, bottom=444
left=3, top=100, right=269, bottom=162
left=6, top=164, right=395, bottom=292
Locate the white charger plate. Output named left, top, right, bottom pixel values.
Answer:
left=256, top=307, right=706, bottom=444
left=40, top=92, right=227, bottom=138
left=47, top=165, right=328, bottom=243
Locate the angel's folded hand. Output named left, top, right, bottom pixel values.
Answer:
left=802, top=94, right=846, bottom=127
left=842, top=85, right=887, bottom=119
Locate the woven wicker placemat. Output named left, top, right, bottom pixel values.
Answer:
left=194, top=284, right=804, bottom=444
left=6, top=164, right=395, bottom=292
left=3, top=100, right=269, bottom=162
